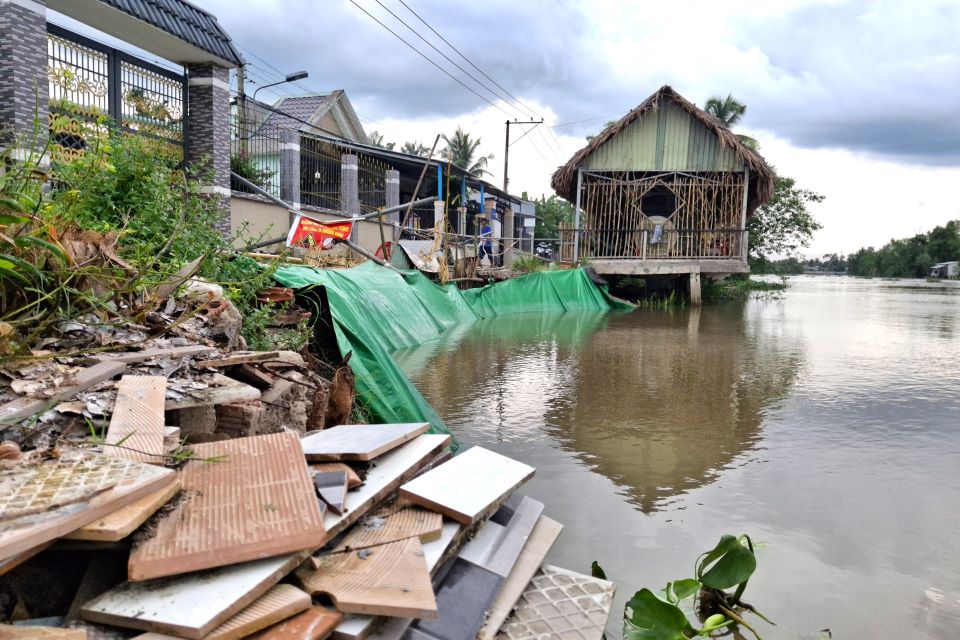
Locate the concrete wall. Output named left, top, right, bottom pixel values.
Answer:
left=231, top=193, right=391, bottom=256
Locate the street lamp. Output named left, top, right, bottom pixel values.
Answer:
left=253, top=70, right=309, bottom=102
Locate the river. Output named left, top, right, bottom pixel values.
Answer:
left=394, top=275, right=960, bottom=639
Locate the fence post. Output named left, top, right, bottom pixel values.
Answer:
left=280, top=129, right=300, bottom=223
left=503, top=206, right=514, bottom=268
left=185, top=63, right=232, bottom=236
left=0, top=0, right=49, bottom=156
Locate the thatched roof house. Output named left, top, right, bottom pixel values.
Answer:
left=549, top=85, right=776, bottom=277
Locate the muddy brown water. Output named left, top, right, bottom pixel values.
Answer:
left=394, top=275, right=960, bottom=639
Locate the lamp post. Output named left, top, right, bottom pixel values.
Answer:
left=253, top=70, right=309, bottom=102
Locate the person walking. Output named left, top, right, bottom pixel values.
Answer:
left=478, top=216, right=495, bottom=267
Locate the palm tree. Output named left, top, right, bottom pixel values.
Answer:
left=368, top=130, right=395, bottom=150
left=400, top=141, right=429, bottom=157
left=441, top=127, right=493, bottom=177
left=704, top=94, right=759, bottom=149
left=704, top=94, right=746, bottom=128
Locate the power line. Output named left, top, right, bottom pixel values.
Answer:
left=394, top=0, right=541, bottom=121
left=550, top=112, right=626, bottom=129
left=370, top=0, right=528, bottom=121
left=347, top=0, right=514, bottom=118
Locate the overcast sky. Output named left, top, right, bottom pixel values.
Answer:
left=74, top=0, right=960, bottom=256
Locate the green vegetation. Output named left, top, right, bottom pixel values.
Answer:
left=533, top=194, right=573, bottom=239
left=847, top=220, right=960, bottom=278
left=230, top=151, right=275, bottom=189
left=748, top=176, right=824, bottom=268
left=511, top=255, right=547, bottom=273
left=1, top=117, right=295, bottom=356
left=703, top=94, right=758, bottom=149
left=702, top=275, right=786, bottom=301
left=441, top=127, right=493, bottom=177
left=604, top=534, right=772, bottom=639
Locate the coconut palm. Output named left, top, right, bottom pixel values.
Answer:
left=400, top=141, right=429, bottom=157
left=441, top=127, right=493, bottom=177
left=368, top=130, right=395, bottom=150
left=704, top=94, right=758, bottom=149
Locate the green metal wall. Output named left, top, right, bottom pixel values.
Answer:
left=583, top=103, right=745, bottom=172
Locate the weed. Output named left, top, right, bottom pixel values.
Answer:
left=512, top=255, right=547, bottom=273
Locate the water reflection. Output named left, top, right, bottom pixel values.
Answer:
left=401, top=303, right=805, bottom=513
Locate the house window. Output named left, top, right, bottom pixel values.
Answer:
left=641, top=185, right=676, bottom=216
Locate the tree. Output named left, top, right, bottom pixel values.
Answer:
left=400, top=141, right=429, bottom=157
left=847, top=221, right=959, bottom=277
left=586, top=120, right=618, bottom=142
left=534, top=195, right=573, bottom=239
left=441, top=127, right=493, bottom=177
left=748, top=176, right=824, bottom=267
left=368, top=130, right=395, bottom=150
left=704, top=94, right=759, bottom=149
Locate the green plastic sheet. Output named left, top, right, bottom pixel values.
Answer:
left=272, top=262, right=632, bottom=441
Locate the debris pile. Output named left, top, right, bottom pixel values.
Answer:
left=0, top=287, right=616, bottom=640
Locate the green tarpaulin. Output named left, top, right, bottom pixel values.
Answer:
left=272, top=263, right=632, bottom=442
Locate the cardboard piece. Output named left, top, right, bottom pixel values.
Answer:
left=297, top=537, right=436, bottom=619
left=65, top=480, right=181, bottom=542
left=300, top=424, right=429, bottom=462
left=102, top=376, right=167, bottom=465
left=80, top=554, right=305, bottom=639
left=476, top=517, right=563, bottom=640
left=494, top=565, right=616, bottom=640
left=128, top=432, right=326, bottom=581
left=399, top=447, right=534, bottom=524
left=250, top=607, right=343, bottom=640
left=0, top=452, right=175, bottom=561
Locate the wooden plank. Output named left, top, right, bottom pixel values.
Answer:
left=300, top=424, right=429, bottom=462
left=476, top=516, right=563, bottom=640
left=296, top=537, right=436, bottom=619
left=399, top=447, right=534, bottom=524
left=197, top=351, right=281, bottom=369
left=249, top=607, right=343, bottom=640
left=88, top=346, right=214, bottom=365
left=103, top=376, right=167, bottom=465
left=310, top=464, right=361, bottom=490
left=80, top=554, right=305, bottom=639
left=128, top=433, right=326, bottom=581
left=0, top=452, right=175, bottom=561
left=314, top=472, right=348, bottom=515
left=0, top=626, right=86, bottom=640
left=65, top=480, right=181, bottom=542
left=0, top=361, right=126, bottom=424
left=495, top=565, right=615, bottom=640
left=164, top=375, right=260, bottom=411
left=331, top=507, right=442, bottom=553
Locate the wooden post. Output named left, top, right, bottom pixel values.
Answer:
left=688, top=271, right=702, bottom=306
left=573, top=168, right=583, bottom=262
left=741, top=167, right=749, bottom=260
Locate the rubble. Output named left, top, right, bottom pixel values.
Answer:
left=0, top=272, right=615, bottom=640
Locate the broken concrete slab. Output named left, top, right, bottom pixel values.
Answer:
left=463, top=497, right=543, bottom=578
left=80, top=554, right=306, bottom=639
left=102, top=376, right=167, bottom=465
left=128, top=432, right=326, bottom=581
left=399, top=447, right=534, bottom=525
left=164, top=374, right=260, bottom=411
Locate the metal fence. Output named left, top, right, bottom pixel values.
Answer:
left=47, top=24, right=185, bottom=160
left=231, top=106, right=283, bottom=197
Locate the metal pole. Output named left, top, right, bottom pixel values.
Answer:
left=503, top=120, right=510, bottom=192
left=399, top=134, right=442, bottom=230
left=573, top=168, right=583, bottom=262
left=339, top=238, right=401, bottom=273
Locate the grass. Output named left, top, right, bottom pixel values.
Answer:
left=512, top=255, right=547, bottom=273
left=702, top=275, right=787, bottom=301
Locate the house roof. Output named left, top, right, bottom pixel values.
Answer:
left=96, top=0, right=244, bottom=66
left=551, top=85, right=776, bottom=207
left=262, top=92, right=367, bottom=143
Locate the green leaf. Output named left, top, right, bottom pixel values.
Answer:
left=0, top=258, right=16, bottom=270
left=699, top=544, right=756, bottom=590
left=14, top=236, right=68, bottom=262
left=591, top=561, right=607, bottom=580
left=664, top=579, right=700, bottom=603
left=0, top=213, right=31, bottom=225
left=624, top=589, right=691, bottom=640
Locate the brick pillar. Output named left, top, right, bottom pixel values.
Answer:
left=340, top=154, right=359, bottom=215
left=279, top=128, right=300, bottom=211
left=185, top=63, right=231, bottom=234
left=0, top=0, right=48, bottom=154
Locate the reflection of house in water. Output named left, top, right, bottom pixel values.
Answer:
left=404, top=306, right=804, bottom=514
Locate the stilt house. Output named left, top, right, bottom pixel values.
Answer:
left=551, top=85, right=775, bottom=277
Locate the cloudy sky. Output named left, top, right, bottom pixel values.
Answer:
left=59, top=0, right=960, bottom=256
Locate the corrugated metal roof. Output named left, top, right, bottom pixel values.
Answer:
left=100, top=0, right=243, bottom=66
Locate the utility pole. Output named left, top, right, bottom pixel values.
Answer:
left=503, top=118, right=543, bottom=193
left=237, top=64, right=248, bottom=155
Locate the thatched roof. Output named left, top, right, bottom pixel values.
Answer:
left=551, top=85, right=776, bottom=210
